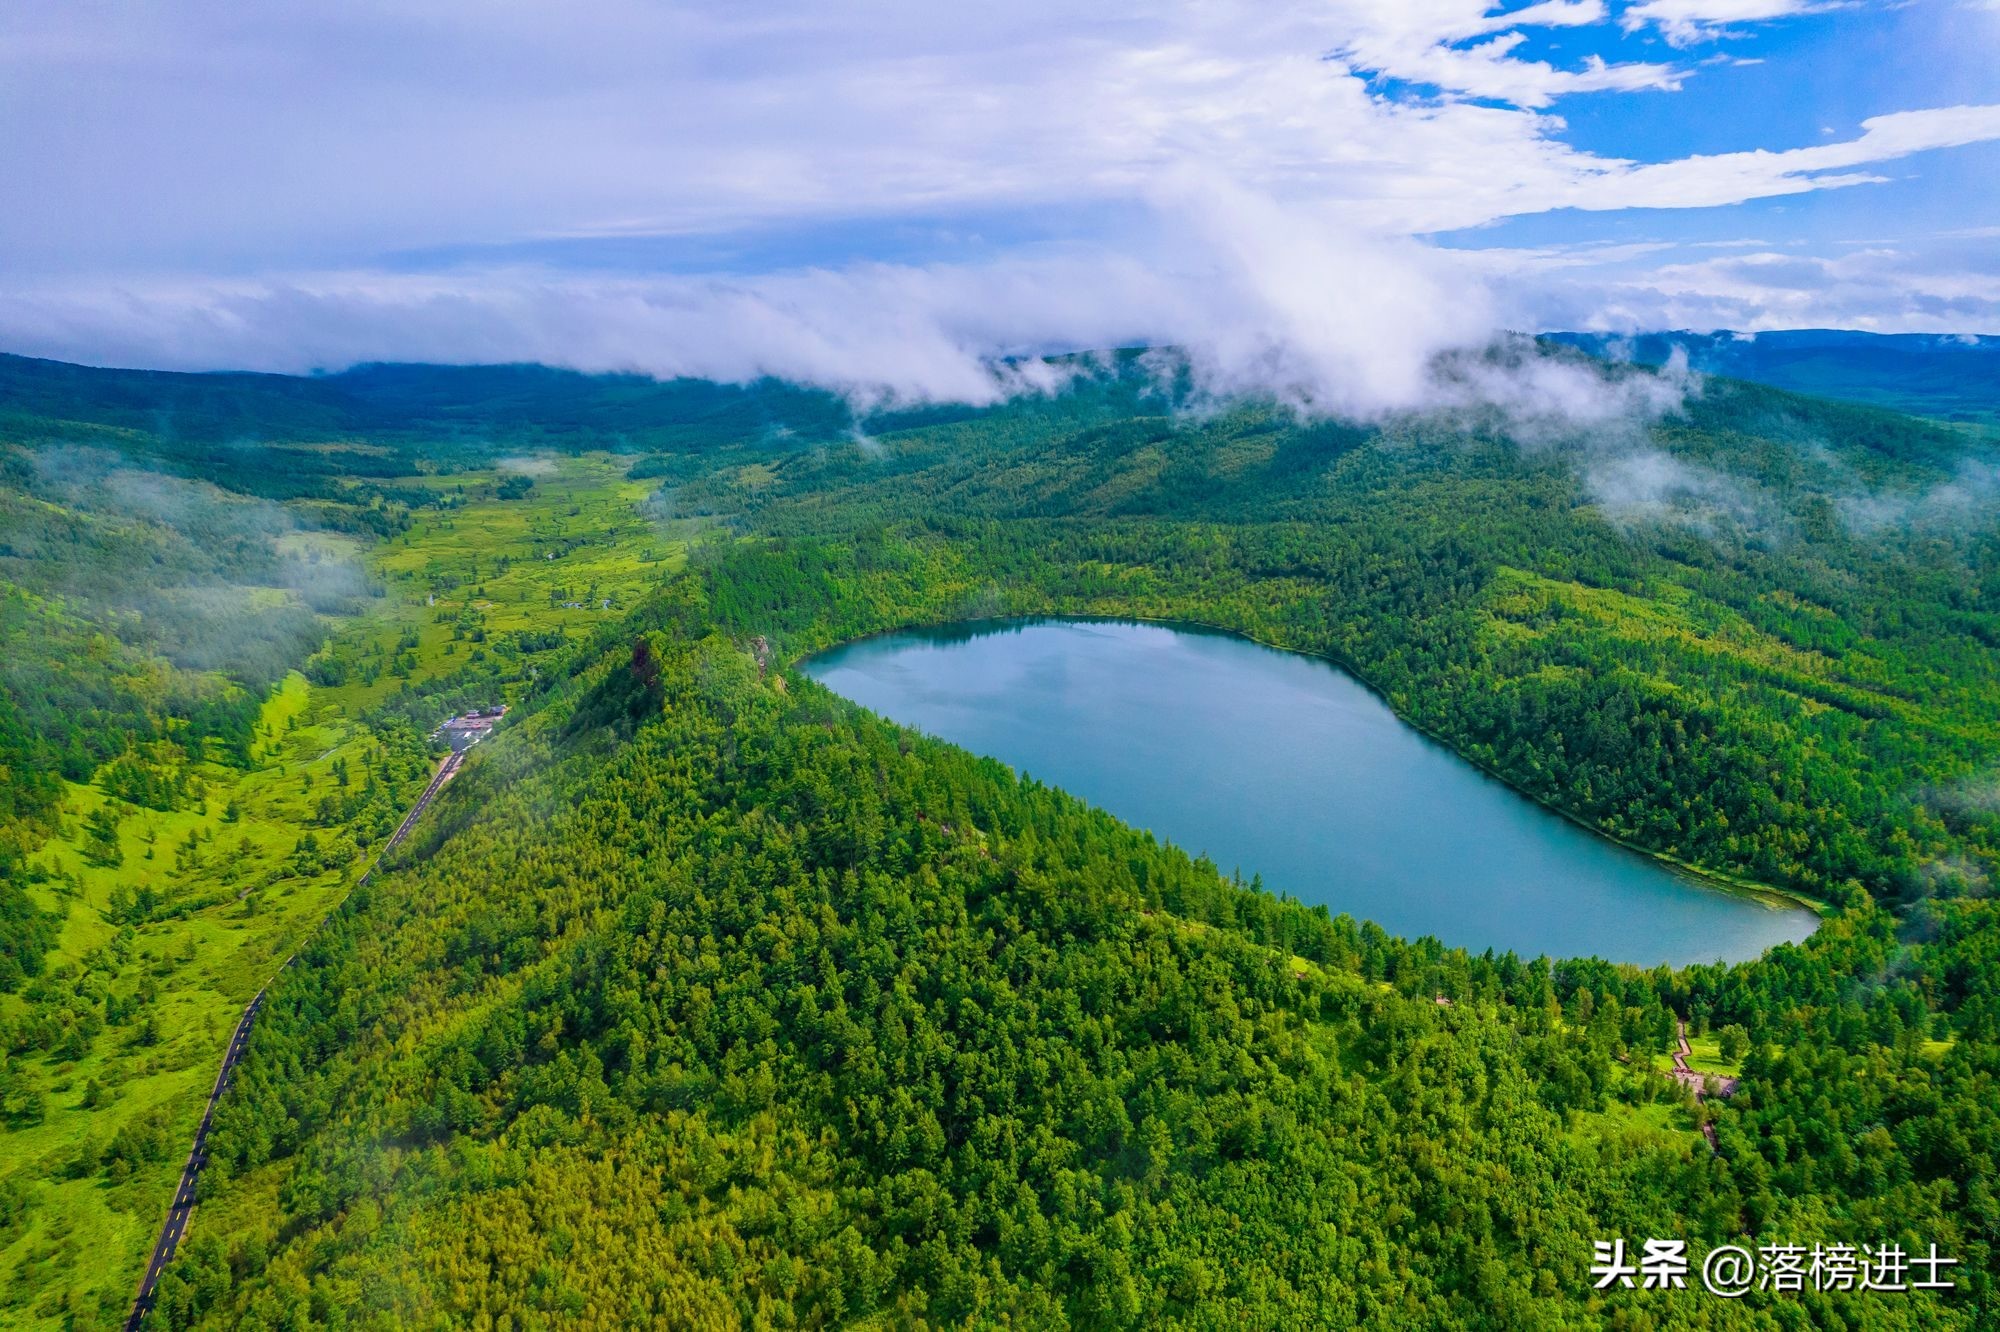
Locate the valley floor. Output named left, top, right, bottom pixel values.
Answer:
left=0, top=455, right=692, bottom=1328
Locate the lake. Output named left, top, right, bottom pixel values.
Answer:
left=803, top=618, right=1819, bottom=965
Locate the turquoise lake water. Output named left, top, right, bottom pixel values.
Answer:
left=804, top=618, right=1819, bottom=965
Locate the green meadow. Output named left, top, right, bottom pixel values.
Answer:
left=2, top=354, right=1996, bottom=1328
left=0, top=453, right=691, bottom=1328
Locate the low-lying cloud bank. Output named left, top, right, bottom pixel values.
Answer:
left=3, top=169, right=1990, bottom=554
left=5, top=206, right=1994, bottom=434
left=4, top=0, right=1995, bottom=432
left=1, top=186, right=1515, bottom=421
left=0, top=179, right=1685, bottom=432
left=10, top=444, right=372, bottom=684
left=10, top=254, right=1995, bottom=554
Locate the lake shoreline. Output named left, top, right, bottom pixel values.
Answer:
left=795, top=611, right=1832, bottom=930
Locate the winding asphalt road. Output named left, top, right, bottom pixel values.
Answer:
left=125, top=747, right=465, bottom=1329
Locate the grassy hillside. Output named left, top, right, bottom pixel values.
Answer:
left=1, top=348, right=1997, bottom=1327
left=0, top=434, right=699, bottom=1326
left=174, top=571, right=1997, bottom=1328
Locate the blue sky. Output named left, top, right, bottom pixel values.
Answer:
left=0, top=0, right=1994, bottom=406
left=1437, top=1, right=1999, bottom=245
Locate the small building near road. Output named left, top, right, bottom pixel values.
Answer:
left=432, top=705, right=508, bottom=752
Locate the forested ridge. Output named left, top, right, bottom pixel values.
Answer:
left=168, top=587, right=1998, bottom=1329
left=698, top=374, right=1999, bottom=909
left=3, top=347, right=1999, bottom=1327
left=0, top=403, right=691, bottom=1322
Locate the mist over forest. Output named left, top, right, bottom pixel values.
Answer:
left=6, top=2, right=2000, bottom=1328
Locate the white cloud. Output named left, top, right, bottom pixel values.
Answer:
left=0, top=0, right=1994, bottom=393
left=1505, top=105, right=2000, bottom=217
left=1585, top=449, right=1766, bottom=529
left=0, top=180, right=1510, bottom=418
left=1485, top=230, right=2000, bottom=332
left=1323, top=0, right=1684, bottom=107
left=3, top=1, right=1977, bottom=264
left=1621, top=0, right=1846, bottom=47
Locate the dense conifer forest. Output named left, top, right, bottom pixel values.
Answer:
left=2, top=346, right=1997, bottom=1327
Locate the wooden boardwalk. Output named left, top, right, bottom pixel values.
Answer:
left=1670, top=1018, right=1739, bottom=1154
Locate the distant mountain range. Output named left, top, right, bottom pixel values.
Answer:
left=0, top=352, right=859, bottom=449
left=1548, top=329, right=2000, bottom=427
left=4, top=329, right=1997, bottom=451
